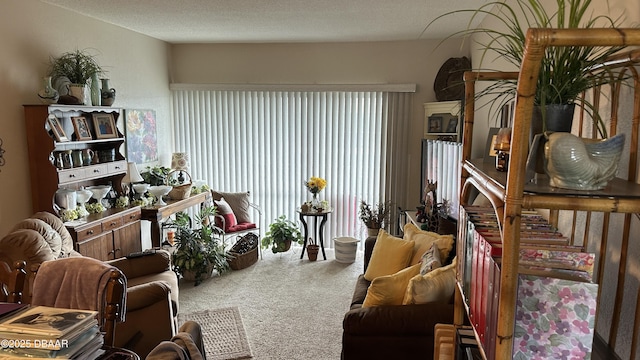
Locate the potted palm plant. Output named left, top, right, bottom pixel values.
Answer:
left=48, top=49, right=104, bottom=105
left=359, top=200, right=390, bottom=237
left=172, top=206, right=230, bottom=286
left=431, top=0, right=624, bottom=137
left=261, top=215, right=303, bottom=253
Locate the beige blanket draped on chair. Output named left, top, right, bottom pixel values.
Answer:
left=31, top=257, right=127, bottom=326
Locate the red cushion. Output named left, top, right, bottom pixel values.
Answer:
left=214, top=198, right=238, bottom=232
left=227, top=222, right=257, bottom=233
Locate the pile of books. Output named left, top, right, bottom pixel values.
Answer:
left=0, top=304, right=105, bottom=359
left=459, top=205, right=598, bottom=359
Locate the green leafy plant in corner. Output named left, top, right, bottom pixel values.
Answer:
left=261, top=215, right=303, bottom=253
left=48, top=49, right=104, bottom=86
left=428, top=0, right=626, bottom=137
left=172, top=206, right=230, bottom=286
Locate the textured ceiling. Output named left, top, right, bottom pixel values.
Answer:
left=40, top=0, right=488, bottom=43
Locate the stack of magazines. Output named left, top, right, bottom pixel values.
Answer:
left=0, top=304, right=105, bottom=359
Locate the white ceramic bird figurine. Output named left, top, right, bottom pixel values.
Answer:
left=544, top=132, right=625, bottom=190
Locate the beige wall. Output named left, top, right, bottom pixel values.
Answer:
left=170, top=39, right=469, bottom=213
left=0, top=0, right=171, bottom=236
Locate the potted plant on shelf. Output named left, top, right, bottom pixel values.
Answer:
left=261, top=215, right=303, bottom=254
left=430, top=0, right=624, bottom=137
left=172, top=206, right=230, bottom=286
left=141, top=165, right=172, bottom=186
left=48, top=49, right=104, bottom=105
left=359, top=200, right=390, bottom=237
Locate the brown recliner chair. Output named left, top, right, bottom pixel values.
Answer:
left=0, top=211, right=179, bottom=358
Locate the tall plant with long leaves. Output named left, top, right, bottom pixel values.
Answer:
left=429, top=0, right=626, bottom=137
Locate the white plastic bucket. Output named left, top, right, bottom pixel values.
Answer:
left=334, top=237, right=359, bottom=263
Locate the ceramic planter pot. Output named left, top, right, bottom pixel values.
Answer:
left=307, top=244, right=320, bottom=261
left=544, top=132, right=625, bottom=190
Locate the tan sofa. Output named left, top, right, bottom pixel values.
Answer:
left=0, top=211, right=179, bottom=358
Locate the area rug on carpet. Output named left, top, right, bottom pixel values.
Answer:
left=178, top=306, right=253, bottom=360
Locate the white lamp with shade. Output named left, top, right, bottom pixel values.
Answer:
left=171, top=152, right=190, bottom=184
left=122, top=162, right=145, bottom=199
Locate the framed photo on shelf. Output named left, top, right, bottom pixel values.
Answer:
left=71, top=116, right=92, bottom=141
left=427, top=115, right=443, bottom=133
left=47, top=115, right=68, bottom=142
left=484, top=127, right=501, bottom=163
left=445, top=117, right=459, bottom=133
left=93, top=113, right=117, bottom=139
left=427, top=113, right=458, bottom=135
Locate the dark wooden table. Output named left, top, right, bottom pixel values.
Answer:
left=297, top=208, right=333, bottom=260
left=140, top=192, right=212, bottom=247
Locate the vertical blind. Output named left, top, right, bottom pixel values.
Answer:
left=171, top=88, right=412, bottom=246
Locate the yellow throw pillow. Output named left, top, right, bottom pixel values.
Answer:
left=404, top=223, right=455, bottom=266
left=403, top=257, right=457, bottom=305
left=364, top=230, right=415, bottom=282
left=363, top=263, right=421, bottom=307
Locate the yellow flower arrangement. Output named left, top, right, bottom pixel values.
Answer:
left=305, top=176, right=327, bottom=195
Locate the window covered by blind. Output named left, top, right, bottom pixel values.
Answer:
left=171, top=88, right=412, bottom=246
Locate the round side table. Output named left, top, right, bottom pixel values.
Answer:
left=297, top=208, right=333, bottom=260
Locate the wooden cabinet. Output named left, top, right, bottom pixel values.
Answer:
left=24, top=104, right=126, bottom=213
left=68, top=207, right=142, bottom=260
left=456, top=29, right=640, bottom=359
left=24, top=104, right=143, bottom=259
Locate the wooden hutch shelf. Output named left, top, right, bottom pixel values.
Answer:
left=24, top=104, right=142, bottom=260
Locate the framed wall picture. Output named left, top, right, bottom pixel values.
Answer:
left=92, top=113, right=117, bottom=139
left=47, top=115, right=68, bottom=142
left=124, top=109, right=158, bottom=163
left=71, top=116, right=92, bottom=141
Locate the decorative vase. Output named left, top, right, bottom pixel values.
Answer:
left=544, top=132, right=625, bottom=190
left=90, top=74, right=100, bottom=106
left=100, top=78, right=116, bottom=106
left=311, top=193, right=321, bottom=209
left=307, top=244, right=320, bottom=261
left=367, top=227, right=380, bottom=237
left=37, top=76, right=59, bottom=104
left=68, top=84, right=87, bottom=105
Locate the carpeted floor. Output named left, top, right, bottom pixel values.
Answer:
left=178, top=307, right=252, bottom=360
left=178, top=247, right=364, bottom=360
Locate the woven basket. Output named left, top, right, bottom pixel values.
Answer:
left=168, top=170, right=192, bottom=200
left=227, top=233, right=259, bottom=270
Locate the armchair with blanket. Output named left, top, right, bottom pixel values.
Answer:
left=341, top=223, right=457, bottom=360
left=0, top=211, right=179, bottom=358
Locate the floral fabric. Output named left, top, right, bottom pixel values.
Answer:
left=513, top=274, right=597, bottom=360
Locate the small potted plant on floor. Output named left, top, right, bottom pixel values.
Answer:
left=359, top=200, right=390, bottom=237
left=172, top=206, right=230, bottom=285
left=306, top=237, right=320, bottom=261
left=261, top=215, right=303, bottom=253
